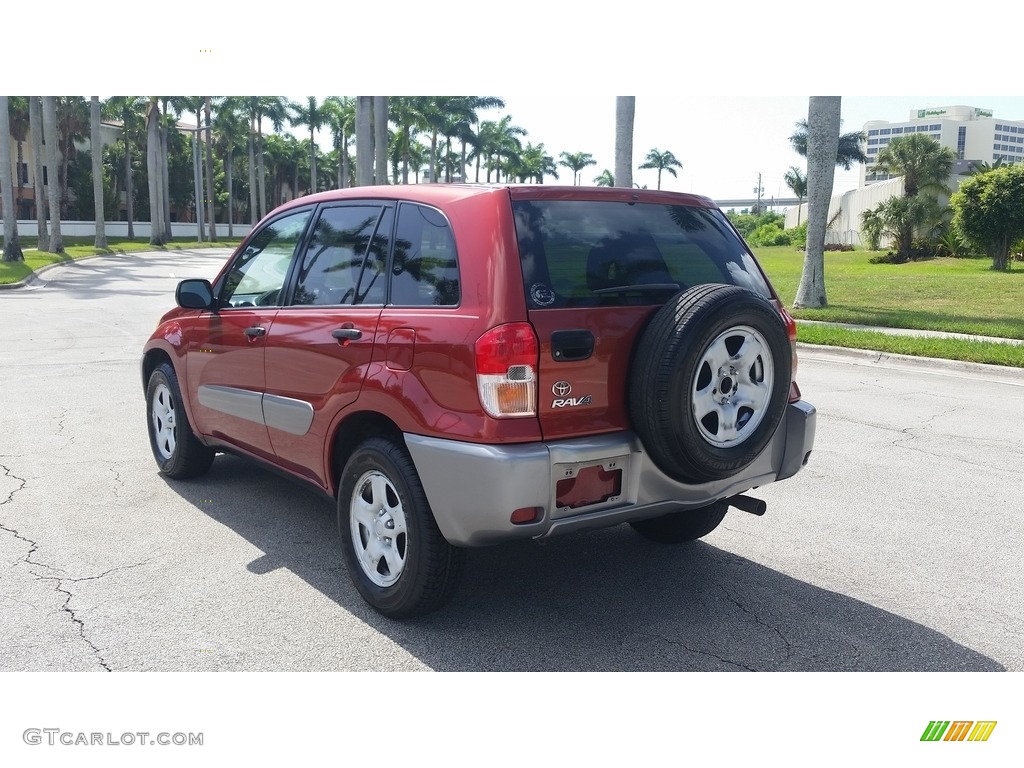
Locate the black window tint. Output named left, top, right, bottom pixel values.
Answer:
left=220, top=208, right=312, bottom=308
left=293, top=205, right=385, bottom=306
left=390, top=203, right=460, bottom=306
left=512, top=200, right=771, bottom=309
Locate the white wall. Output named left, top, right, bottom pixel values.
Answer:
left=4, top=220, right=251, bottom=239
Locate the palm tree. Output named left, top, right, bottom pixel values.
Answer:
left=56, top=98, right=89, bottom=219
left=215, top=98, right=247, bottom=235
left=789, top=119, right=867, bottom=170
left=7, top=97, right=29, bottom=214
left=783, top=166, right=807, bottom=225
left=291, top=96, right=326, bottom=193
left=1, top=96, right=24, bottom=262
left=29, top=97, right=48, bottom=251
left=967, top=158, right=1004, bottom=175
left=515, top=142, right=558, bottom=183
left=355, top=96, right=374, bottom=186
left=91, top=97, right=107, bottom=248
left=874, top=133, right=955, bottom=198
left=374, top=97, right=389, bottom=185
left=615, top=97, right=635, bottom=189
left=559, top=151, right=596, bottom=186
left=203, top=96, right=217, bottom=240
left=638, top=148, right=682, bottom=190
left=146, top=100, right=167, bottom=245
left=41, top=96, right=64, bottom=252
left=323, top=96, right=355, bottom=188
left=104, top=96, right=146, bottom=238
left=793, top=96, right=841, bottom=309
left=594, top=169, right=615, bottom=187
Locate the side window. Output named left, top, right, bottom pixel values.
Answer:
left=220, top=209, right=312, bottom=308
left=390, top=203, right=460, bottom=306
left=292, top=205, right=386, bottom=306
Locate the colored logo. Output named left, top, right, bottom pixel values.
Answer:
left=921, top=721, right=997, bottom=742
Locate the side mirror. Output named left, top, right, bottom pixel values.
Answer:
left=176, top=278, right=215, bottom=310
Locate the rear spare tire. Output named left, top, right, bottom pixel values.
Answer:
left=628, top=284, right=790, bottom=484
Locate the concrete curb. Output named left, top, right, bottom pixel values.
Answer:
left=797, top=343, right=1024, bottom=382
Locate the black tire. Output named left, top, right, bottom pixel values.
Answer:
left=337, top=437, right=464, bottom=619
left=629, top=500, right=729, bottom=544
left=146, top=361, right=215, bottom=479
left=629, top=284, right=791, bottom=484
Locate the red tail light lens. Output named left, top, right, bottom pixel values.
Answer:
left=774, top=302, right=801, bottom=403
left=475, top=323, right=538, bottom=418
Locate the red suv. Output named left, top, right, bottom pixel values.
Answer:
left=142, top=185, right=816, bottom=618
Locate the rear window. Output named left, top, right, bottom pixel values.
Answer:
left=512, top=200, right=771, bottom=309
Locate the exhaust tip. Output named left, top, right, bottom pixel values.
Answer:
left=729, top=494, right=766, bottom=516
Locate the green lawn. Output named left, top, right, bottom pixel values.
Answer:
left=0, top=237, right=242, bottom=285
left=754, top=247, right=1024, bottom=340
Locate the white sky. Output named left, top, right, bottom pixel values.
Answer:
left=17, top=5, right=1021, bottom=205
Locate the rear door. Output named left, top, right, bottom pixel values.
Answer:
left=263, top=202, right=389, bottom=485
left=511, top=194, right=772, bottom=441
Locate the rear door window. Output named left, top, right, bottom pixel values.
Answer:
left=292, top=204, right=387, bottom=306
left=512, top=200, right=771, bottom=309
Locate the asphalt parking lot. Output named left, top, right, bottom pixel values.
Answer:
left=1, top=250, right=1022, bottom=672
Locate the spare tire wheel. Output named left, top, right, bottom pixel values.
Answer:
left=628, top=283, right=791, bottom=484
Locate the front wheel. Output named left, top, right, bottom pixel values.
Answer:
left=146, top=361, right=215, bottom=479
left=629, top=500, right=729, bottom=544
left=337, top=437, right=464, bottom=619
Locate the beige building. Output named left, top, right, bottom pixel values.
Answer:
left=861, top=105, right=1024, bottom=185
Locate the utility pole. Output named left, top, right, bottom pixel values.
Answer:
left=753, top=172, right=764, bottom=215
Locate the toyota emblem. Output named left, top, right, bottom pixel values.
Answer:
left=552, top=380, right=572, bottom=397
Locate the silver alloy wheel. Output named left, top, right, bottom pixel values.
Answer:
left=151, top=382, right=177, bottom=460
left=690, top=324, right=774, bottom=448
left=349, top=470, right=409, bottom=588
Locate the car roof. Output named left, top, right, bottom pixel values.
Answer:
left=268, top=183, right=719, bottom=216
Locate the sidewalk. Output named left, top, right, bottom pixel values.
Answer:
left=798, top=319, right=1024, bottom=346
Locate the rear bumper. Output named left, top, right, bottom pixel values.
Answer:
left=406, top=400, right=816, bottom=546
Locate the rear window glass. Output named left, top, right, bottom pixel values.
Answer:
left=512, top=200, right=771, bottom=309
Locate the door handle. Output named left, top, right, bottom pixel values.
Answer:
left=243, top=326, right=266, bottom=338
left=332, top=327, right=362, bottom=341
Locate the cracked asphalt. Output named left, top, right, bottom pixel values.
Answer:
left=1, top=249, right=1022, bottom=672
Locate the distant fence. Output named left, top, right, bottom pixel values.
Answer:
left=825, top=229, right=862, bottom=246
left=3, top=220, right=253, bottom=239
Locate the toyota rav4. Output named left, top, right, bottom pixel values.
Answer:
left=142, top=184, right=816, bottom=618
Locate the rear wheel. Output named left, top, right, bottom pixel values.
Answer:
left=629, top=500, right=729, bottom=544
left=338, top=437, right=464, bottom=619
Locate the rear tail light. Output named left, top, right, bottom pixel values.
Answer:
left=475, top=323, right=538, bottom=418
left=775, top=302, right=801, bottom=403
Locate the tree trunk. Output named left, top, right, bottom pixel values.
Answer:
left=615, top=96, right=635, bottom=189
left=161, top=101, right=172, bottom=241
left=374, top=96, right=388, bottom=186
left=793, top=96, right=841, bottom=309
left=226, top=152, right=234, bottom=237
left=91, top=97, right=107, bottom=249
left=0, top=96, right=24, bottom=262
left=355, top=97, right=373, bottom=186
left=248, top=121, right=258, bottom=224
left=42, top=97, right=64, bottom=252
left=341, top=129, right=349, bottom=189
left=204, top=97, right=217, bottom=241
left=29, top=97, right=49, bottom=251
left=257, top=119, right=267, bottom=220
left=124, top=121, right=135, bottom=240
left=146, top=102, right=166, bottom=246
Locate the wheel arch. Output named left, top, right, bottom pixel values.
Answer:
left=326, top=410, right=405, bottom=498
